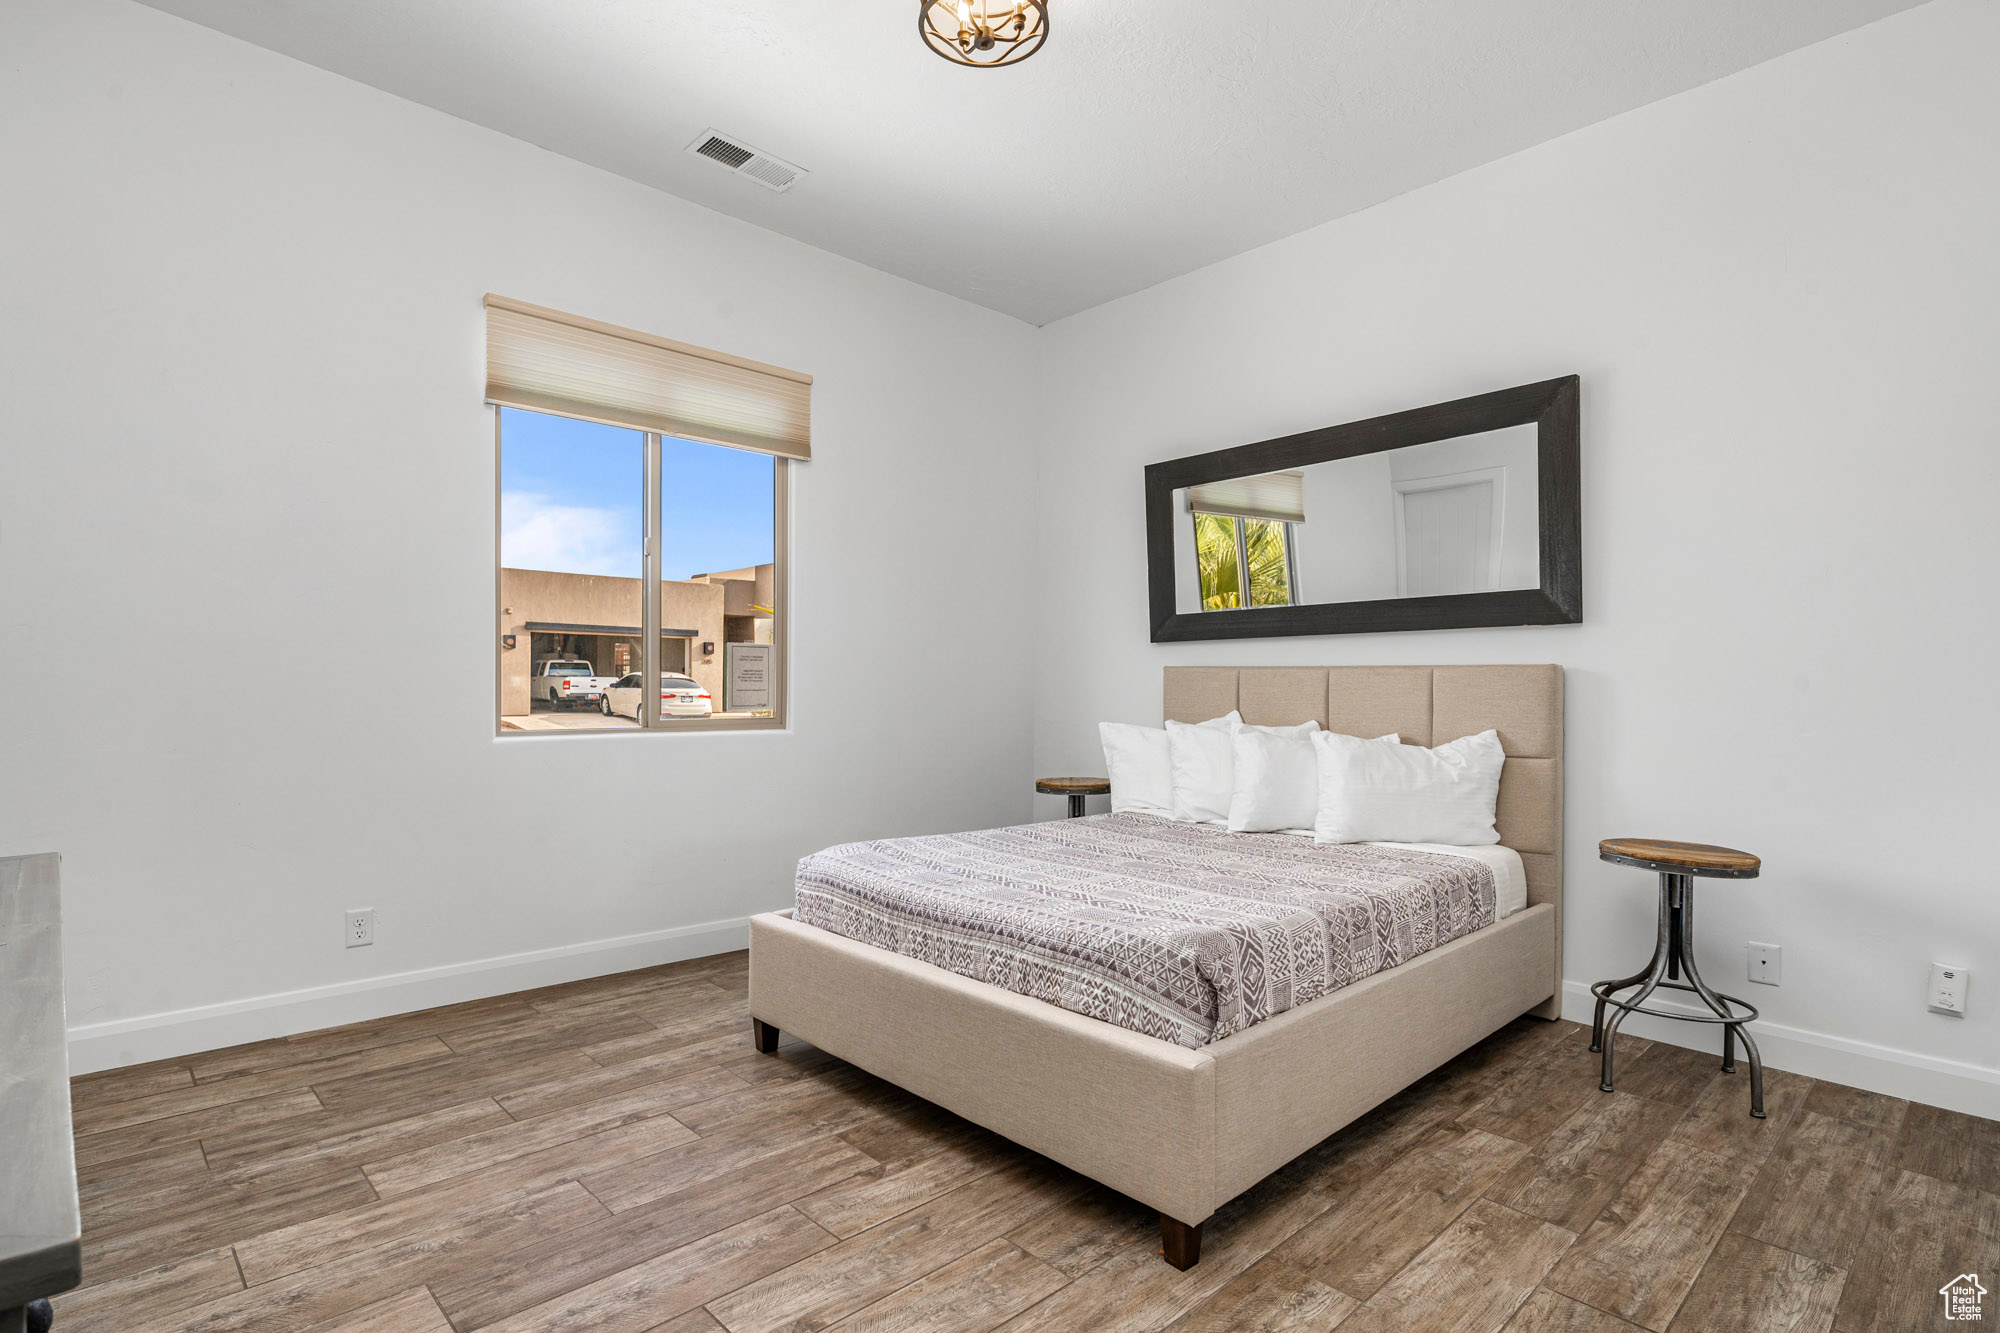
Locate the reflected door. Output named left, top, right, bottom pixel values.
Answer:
left=1398, top=479, right=1496, bottom=596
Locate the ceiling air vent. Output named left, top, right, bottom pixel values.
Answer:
left=686, top=130, right=806, bottom=194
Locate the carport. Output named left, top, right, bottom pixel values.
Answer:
left=498, top=565, right=737, bottom=719
left=524, top=621, right=699, bottom=681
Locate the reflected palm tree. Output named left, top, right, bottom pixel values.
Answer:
left=1243, top=519, right=1291, bottom=606
left=1195, top=513, right=1240, bottom=610
left=1196, top=514, right=1290, bottom=609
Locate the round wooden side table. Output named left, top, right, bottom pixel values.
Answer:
left=1036, top=777, right=1110, bottom=819
left=1592, top=837, right=1767, bottom=1118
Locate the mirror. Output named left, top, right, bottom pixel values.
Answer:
left=1146, top=377, right=1580, bottom=640
left=1171, top=423, right=1544, bottom=613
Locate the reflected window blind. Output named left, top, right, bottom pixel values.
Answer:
left=1187, top=472, right=1305, bottom=524
left=484, top=295, right=811, bottom=460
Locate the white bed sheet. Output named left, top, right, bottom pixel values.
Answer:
left=1270, top=830, right=1526, bottom=920
left=1373, top=842, right=1528, bottom=920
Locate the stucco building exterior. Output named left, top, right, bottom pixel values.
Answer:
left=499, top=564, right=774, bottom=717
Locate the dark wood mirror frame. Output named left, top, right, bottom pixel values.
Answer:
left=1145, top=375, right=1581, bottom=641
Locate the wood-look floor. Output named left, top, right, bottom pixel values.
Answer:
left=60, top=952, right=2000, bottom=1333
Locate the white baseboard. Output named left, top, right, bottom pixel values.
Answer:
left=1558, top=980, right=2000, bottom=1119
left=67, top=915, right=753, bottom=1075
left=68, top=944, right=2000, bottom=1119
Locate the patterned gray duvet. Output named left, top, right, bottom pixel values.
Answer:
left=793, top=812, right=1497, bottom=1049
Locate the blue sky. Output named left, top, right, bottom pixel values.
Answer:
left=499, top=408, right=774, bottom=581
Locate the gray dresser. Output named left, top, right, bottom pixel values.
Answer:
left=1, top=854, right=81, bottom=1331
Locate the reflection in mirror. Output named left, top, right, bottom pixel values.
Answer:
left=1173, top=424, right=1540, bottom=614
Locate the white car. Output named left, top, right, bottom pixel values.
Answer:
left=600, top=672, right=714, bottom=721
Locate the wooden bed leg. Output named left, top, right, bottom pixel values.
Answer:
left=751, top=1018, right=779, bottom=1054
left=1160, top=1215, right=1202, bottom=1270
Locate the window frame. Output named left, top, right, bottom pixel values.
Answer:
left=493, top=409, right=788, bottom=737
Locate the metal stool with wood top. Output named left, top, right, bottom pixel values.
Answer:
left=1036, top=777, right=1110, bottom=819
left=1592, top=837, right=1767, bottom=1118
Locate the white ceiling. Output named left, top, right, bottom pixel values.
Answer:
left=136, top=0, right=1926, bottom=325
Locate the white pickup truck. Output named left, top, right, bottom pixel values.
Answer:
left=533, top=658, right=617, bottom=709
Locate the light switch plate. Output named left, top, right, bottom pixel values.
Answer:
left=1747, top=942, right=1781, bottom=986
left=1928, top=963, right=1968, bottom=1017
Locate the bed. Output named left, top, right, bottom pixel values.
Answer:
left=748, top=664, right=1563, bottom=1268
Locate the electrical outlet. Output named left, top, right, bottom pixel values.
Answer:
left=1747, top=942, right=1781, bottom=986
left=1928, top=963, right=1968, bottom=1017
left=345, top=909, right=374, bottom=948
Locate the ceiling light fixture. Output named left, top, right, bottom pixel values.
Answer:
left=919, top=0, right=1048, bottom=68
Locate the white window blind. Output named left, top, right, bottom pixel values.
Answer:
left=1186, top=471, right=1305, bottom=524
left=484, top=295, right=811, bottom=460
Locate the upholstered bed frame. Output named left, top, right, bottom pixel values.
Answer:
left=749, top=664, right=1563, bottom=1268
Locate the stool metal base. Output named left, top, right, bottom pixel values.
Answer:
left=1589, top=871, right=1766, bottom=1118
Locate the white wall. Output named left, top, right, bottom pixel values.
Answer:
left=1298, top=453, right=1397, bottom=603
left=0, top=0, right=1040, bottom=1070
left=1033, top=0, right=2000, bottom=1114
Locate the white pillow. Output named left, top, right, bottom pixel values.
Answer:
left=1229, top=731, right=1399, bottom=834
left=1102, top=716, right=1238, bottom=817
left=1169, top=714, right=1317, bottom=825
left=1313, top=729, right=1507, bottom=845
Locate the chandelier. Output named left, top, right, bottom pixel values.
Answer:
left=919, top=0, right=1049, bottom=68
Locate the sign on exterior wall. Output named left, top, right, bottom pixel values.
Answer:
left=725, top=642, right=773, bottom=713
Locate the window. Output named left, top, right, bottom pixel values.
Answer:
left=1194, top=513, right=1300, bottom=610
left=488, top=296, right=807, bottom=734
left=497, top=407, right=784, bottom=731
left=1244, top=519, right=1295, bottom=606
left=1187, top=469, right=1303, bottom=611
left=1194, top=512, right=1242, bottom=609
left=659, top=435, right=777, bottom=719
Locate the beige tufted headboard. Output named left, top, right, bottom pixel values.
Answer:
left=1164, top=664, right=1564, bottom=1014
